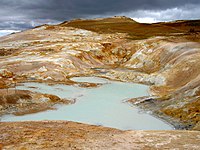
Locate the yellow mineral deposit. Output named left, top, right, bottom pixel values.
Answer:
left=0, top=17, right=200, bottom=149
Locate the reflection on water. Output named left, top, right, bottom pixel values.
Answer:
left=1, top=77, right=173, bottom=130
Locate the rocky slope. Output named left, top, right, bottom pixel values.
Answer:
left=0, top=16, right=200, bottom=149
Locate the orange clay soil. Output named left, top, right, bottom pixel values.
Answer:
left=0, top=16, right=200, bottom=148
left=0, top=121, right=200, bottom=150
left=0, top=89, right=71, bottom=116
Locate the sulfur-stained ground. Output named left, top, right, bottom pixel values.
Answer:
left=1, top=16, right=200, bottom=149
left=0, top=121, right=200, bottom=150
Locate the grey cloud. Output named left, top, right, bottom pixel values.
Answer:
left=0, top=22, right=33, bottom=30
left=116, top=4, right=200, bottom=23
left=0, top=0, right=200, bottom=30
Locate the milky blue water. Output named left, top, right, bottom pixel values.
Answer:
left=1, top=77, right=173, bottom=130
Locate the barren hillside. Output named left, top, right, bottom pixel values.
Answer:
left=0, top=16, right=200, bottom=149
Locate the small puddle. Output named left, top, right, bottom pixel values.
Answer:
left=1, top=77, right=173, bottom=130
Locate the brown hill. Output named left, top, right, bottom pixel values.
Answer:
left=0, top=16, right=200, bottom=143
left=0, top=16, right=200, bottom=149
left=59, top=16, right=200, bottom=41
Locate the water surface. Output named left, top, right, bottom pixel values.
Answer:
left=1, top=77, right=173, bottom=130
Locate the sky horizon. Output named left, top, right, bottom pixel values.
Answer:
left=0, top=0, right=200, bottom=36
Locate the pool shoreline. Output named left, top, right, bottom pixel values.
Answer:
left=1, top=77, right=174, bottom=130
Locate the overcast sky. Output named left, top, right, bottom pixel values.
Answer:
left=0, top=0, right=200, bottom=34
